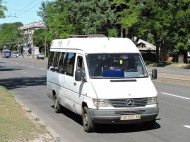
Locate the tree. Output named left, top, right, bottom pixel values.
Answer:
left=66, top=0, right=116, bottom=35
left=137, top=1, right=172, bottom=62
left=112, top=0, right=141, bottom=38
left=138, top=0, right=190, bottom=63
left=33, top=29, right=46, bottom=53
left=0, top=22, right=23, bottom=51
left=38, top=0, right=117, bottom=38
left=171, top=0, right=190, bottom=63
left=38, top=0, right=76, bottom=40
left=0, top=0, right=7, bottom=18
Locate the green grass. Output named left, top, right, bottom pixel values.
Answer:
left=0, top=86, right=49, bottom=142
left=34, top=118, right=40, bottom=121
left=26, top=109, right=32, bottom=113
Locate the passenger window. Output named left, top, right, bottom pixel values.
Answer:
left=48, top=52, right=55, bottom=71
left=64, top=52, right=76, bottom=76
left=53, top=52, right=61, bottom=72
left=58, top=52, right=66, bottom=74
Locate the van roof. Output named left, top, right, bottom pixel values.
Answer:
left=50, top=38, right=140, bottom=54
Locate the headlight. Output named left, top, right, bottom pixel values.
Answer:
left=93, top=99, right=112, bottom=108
left=147, top=97, right=158, bottom=105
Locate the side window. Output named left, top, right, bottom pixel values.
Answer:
left=48, top=52, right=55, bottom=71
left=58, top=52, right=66, bottom=74
left=76, top=56, right=85, bottom=74
left=64, top=52, right=76, bottom=76
left=53, top=52, right=61, bottom=72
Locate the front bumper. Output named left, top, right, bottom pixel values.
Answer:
left=89, top=107, right=159, bottom=124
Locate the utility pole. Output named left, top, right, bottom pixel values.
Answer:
left=44, top=32, right=47, bottom=57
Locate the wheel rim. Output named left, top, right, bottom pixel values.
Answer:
left=84, top=112, right=88, bottom=126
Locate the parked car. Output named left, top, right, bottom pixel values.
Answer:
left=12, top=54, right=18, bottom=58
left=37, top=53, right=44, bottom=60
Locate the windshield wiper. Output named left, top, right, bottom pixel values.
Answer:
left=131, top=75, right=149, bottom=78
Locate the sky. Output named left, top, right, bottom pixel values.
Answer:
left=0, top=0, right=54, bottom=25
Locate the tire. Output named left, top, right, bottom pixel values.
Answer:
left=54, top=95, right=61, bottom=113
left=82, top=107, right=95, bottom=132
left=143, top=119, right=156, bottom=128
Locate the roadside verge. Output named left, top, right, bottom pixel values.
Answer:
left=0, top=86, right=56, bottom=142
left=154, top=73, right=190, bottom=87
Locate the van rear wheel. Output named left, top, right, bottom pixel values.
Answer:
left=54, top=95, right=61, bottom=113
left=82, top=107, right=95, bottom=132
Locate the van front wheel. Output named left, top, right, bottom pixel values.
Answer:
left=82, top=107, right=95, bottom=132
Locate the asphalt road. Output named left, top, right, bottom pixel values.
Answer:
left=0, top=58, right=190, bottom=142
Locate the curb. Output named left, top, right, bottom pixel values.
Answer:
left=14, top=96, right=62, bottom=142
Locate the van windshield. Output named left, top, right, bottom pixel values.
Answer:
left=86, top=53, right=148, bottom=79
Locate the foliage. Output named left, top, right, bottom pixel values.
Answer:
left=33, top=29, right=46, bottom=52
left=66, top=0, right=116, bottom=35
left=108, top=28, right=118, bottom=37
left=112, top=0, right=141, bottom=29
left=133, top=0, right=190, bottom=62
left=37, top=0, right=190, bottom=63
left=0, top=22, right=23, bottom=51
left=171, top=1, right=190, bottom=53
left=0, top=0, right=7, bottom=18
left=38, top=0, right=75, bottom=41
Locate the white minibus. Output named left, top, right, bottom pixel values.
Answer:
left=47, top=37, right=159, bottom=132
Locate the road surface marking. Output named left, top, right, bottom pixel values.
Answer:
left=160, top=92, right=190, bottom=100
left=23, top=72, right=27, bottom=74
left=184, top=125, right=190, bottom=129
left=29, top=66, right=34, bottom=68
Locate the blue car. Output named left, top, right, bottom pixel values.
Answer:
left=12, top=54, right=18, bottom=58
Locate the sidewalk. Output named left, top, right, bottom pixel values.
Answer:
left=147, top=66, right=190, bottom=86
left=156, top=73, right=190, bottom=86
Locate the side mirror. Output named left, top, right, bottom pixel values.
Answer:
left=75, top=70, right=82, bottom=81
left=75, top=70, right=87, bottom=82
left=152, top=69, right=157, bottom=79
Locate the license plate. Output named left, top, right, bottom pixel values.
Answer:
left=120, top=114, right=141, bottom=120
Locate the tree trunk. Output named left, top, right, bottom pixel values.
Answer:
left=44, top=35, right=46, bottom=58
left=156, top=46, right=159, bottom=63
left=178, top=53, right=184, bottom=63
left=125, top=28, right=129, bottom=38
left=120, top=26, right=123, bottom=38
left=160, top=46, right=168, bottom=62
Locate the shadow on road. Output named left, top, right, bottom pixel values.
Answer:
left=54, top=106, right=161, bottom=133
left=0, top=76, right=46, bottom=90
left=0, top=68, right=22, bottom=71
left=51, top=105, right=83, bottom=125
left=0, top=65, right=22, bottom=72
left=95, top=122, right=160, bottom=133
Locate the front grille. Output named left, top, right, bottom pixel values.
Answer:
left=110, top=98, right=148, bottom=107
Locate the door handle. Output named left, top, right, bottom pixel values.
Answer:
left=74, top=82, right=77, bottom=86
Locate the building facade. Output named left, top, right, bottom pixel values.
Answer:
left=19, top=22, right=46, bottom=55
